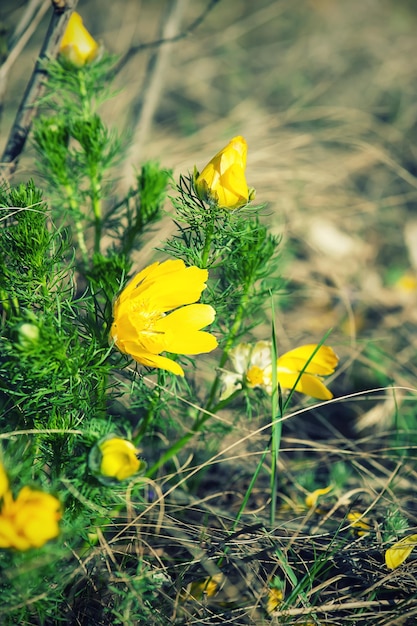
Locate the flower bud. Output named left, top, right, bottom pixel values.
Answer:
left=90, top=436, right=143, bottom=482
left=18, top=323, right=40, bottom=349
left=60, top=12, right=99, bottom=67
left=194, top=136, right=254, bottom=210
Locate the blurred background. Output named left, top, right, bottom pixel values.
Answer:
left=2, top=0, right=417, bottom=420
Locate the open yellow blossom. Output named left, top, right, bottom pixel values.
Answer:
left=99, top=437, right=142, bottom=481
left=0, top=480, right=61, bottom=551
left=110, top=260, right=218, bottom=376
left=60, top=12, right=99, bottom=67
left=220, top=340, right=338, bottom=401
left=385, top=534, right=417, bottom=570
left=194, top=136, right=254, bottom=209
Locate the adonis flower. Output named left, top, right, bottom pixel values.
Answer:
left=0, top=463, right=61, bottom=551
left=60, top=12, right=99, bottom=67
left=194, top=136, right=254, bottom=209
left=98, top=437, right=142, bottom=481
left=220, top=340, right=338, bottom=401
left=110, top=260, right=218, bottom=376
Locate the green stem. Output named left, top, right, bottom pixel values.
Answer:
left=200, top=216, right=215, bottom=268
left=90, top=169, right=102, bottom=255
left=204, top=285, right=251, bottom=414
left=78, top=70, right=90, bottom=119
left=146, top=283, right=253, bottom=477
left=64, top=183, right=89, bottom=266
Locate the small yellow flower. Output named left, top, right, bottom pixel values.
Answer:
left=385, top=534, right=417, bottom=570
left=60, top=12, right=99, bottom=67
left=305, top=484, right=333, bottom=509
left=99, top=437, right=141, bottom=481
left=194, top=136, right=253, bottom=209
left=0, top=485, right=61, bottom=551
left=110, top=260, right=218, bottom=376
left=220, top=341, right=338, bottom=401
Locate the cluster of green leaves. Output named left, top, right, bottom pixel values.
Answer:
left=165, top=173, right=281, bottom=351
left=0, top=45, right=286, bottom=625
left=0, top=52, right=172, bottom=624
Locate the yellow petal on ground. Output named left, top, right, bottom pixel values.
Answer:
left=277, top=371, right=333, bottom=400
left=347, top=511, right=372, bottom=534
left=305, top=485, right=333, bottom=508
left=385, top=534, right=417, bottom=570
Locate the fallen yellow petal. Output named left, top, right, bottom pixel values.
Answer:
left=385, top=533, right=417, bottom=570
left=305, top=485, right=333, bottom=508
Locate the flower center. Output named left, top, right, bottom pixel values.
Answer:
left=246, top=365, right=265, bottom=387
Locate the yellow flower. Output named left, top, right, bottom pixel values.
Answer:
left=99, top=437, right=142, bottom=481
left=60, top=12, right=99, bottom=67
left=220, top=341, right=338, bottom=401
left=110, top=260, right=218, bottom=376
left=0, top=486, right=61, bottom=551
left=194, top=136, right=253, bottom=209
left=385, top=534, right=417, bottom=570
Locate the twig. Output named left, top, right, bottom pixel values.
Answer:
left=0, top=0, right=50, bottom=111
left=0, top=0, right=79, bottom=182
left=7, top=0, right=48, bottom=50
left=117, top=0, right=189, bottom=195
left=113, top=0, right=221, bottom=76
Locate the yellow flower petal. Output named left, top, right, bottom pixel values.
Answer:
left=115, top=260, right=209, bottom=314
left=129, top=351, right=185, bottom=376
left=278, top=345, right=338, bottom=376
left=277, top=371, right=333, bottom=400
left=305, top=485, right=333, bottom=508
left=60, top=12, right=99, bottom=67
left=155, top=304, right=218, bottom=353
left=385, top=534, right=417, bottom=570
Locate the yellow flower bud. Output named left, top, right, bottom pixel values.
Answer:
left=99, top=437, right=141, bottom=481
left=60, top=12, right=99, bottom=67
left=194, top=136, right=253, bottom=209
